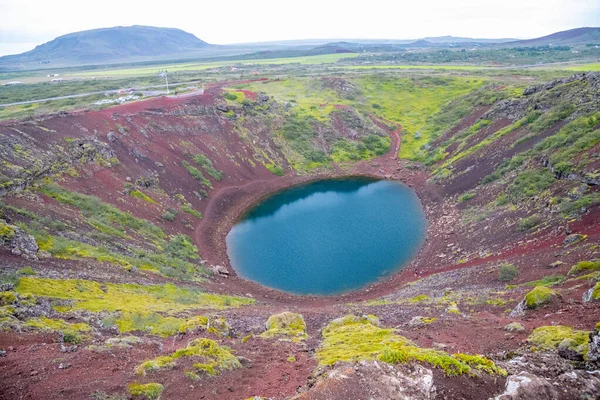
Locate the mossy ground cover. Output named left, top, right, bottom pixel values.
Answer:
left=135, top=338, right=241, bottom=377
left=260, top=312, right=307, bottom=341
left=528, top=325, right=590, bottom=357
left=524, top=286, right=557, bottom=309
left=569, top=260, right=600, bottom=275
left=24, top=316, right=92, bottom=343
left=128, top=382, right=164, bottom=400
left=316, top=315, right=505, bottom=376
left=105, top=314, right=228, bottom=338
left=17, top=278, right=254, bottom=314
left=21, top=185, right=208, bottom=280
left=353, top=76, right=485, bottom=159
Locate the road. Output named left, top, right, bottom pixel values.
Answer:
left=0, top=80, right=205, bottom=108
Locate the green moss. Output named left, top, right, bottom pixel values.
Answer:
left=182, top=161, right=212, bottom=189
left=317, top=315, right=503, bottom=376
left=265, top=163, right=284, bottom=176
left=408, top=294, right=430, bottom=303
left=446, top=302, right=461, bottom=314
left=287, top=355, right=296, bottom=362
left=128, top=383, right=164, bottom=400
left=181, top=206, right=202, bottom=219
left=0, top=291, right=16, bottom=306
left=24, top=316, right=91, bottom=343
left=135, top=338, right=241, bottom=376
left=17, top=278, right=254, bottom=315
left=192, top=154, right=224, bottom=181
left=528, top=325, right=589, bottom=357
left=0, top=220, right=16, bottom=241
left=261, top=312, right=307, bottom=340
left=454, top=354, right=507, bottom=376
left=524, top=286, right=557, bottom=309
left=568, top=260, right=600, bottom=275
left=523, top=275, right=565, bottom=287
left=129, top=190, right=158, bottom=205
left=591, top=282, right=600, bottom=301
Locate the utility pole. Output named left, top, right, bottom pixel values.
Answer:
left=164, top=70, right=169, bottom=94
left=160, top=70, right=169, bottom=94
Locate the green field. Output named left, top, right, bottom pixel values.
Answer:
left=337, top=65, right=491, bottom=71
left=73, top=53, right=359, bottom=77
left=563, top=62, right=600, bottom=71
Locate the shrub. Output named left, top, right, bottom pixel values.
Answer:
left=458, top=193, right=475, bottom=203
left=509, top=169, right=555, bottom=199
left=192, top=154, right=223, bottom=181
left=181, top=161, right=212, bottom=189
left=498, top=264, right=519, bottom=282
left=517, top=215, right=541, bottom=232
left=161, top=208, right=178, bottom=222
left=265, top=163, right=284, bottom=176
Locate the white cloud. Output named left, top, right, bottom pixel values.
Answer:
left=0, top=0, right=598, bottom=56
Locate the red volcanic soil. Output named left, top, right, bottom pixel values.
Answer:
left=1, top=84, right=600, bottom=400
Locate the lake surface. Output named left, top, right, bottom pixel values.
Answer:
left=226, top=178, right=427, bottom=295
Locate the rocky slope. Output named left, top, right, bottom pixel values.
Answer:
left=0, top=72, right=599, bottom=399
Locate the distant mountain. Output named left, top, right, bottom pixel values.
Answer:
left=508, top=27, right=600, bottom=46
left=0, top=26, right=211, bottom=68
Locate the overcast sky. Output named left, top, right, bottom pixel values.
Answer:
left=0, top=0, right=598, bottom=56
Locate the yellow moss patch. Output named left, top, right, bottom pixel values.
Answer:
left=316, top=314, right=504, bottom=376
left=135, top=338, right=241, bottom=376
left=260, top=312, right=307, bottom=341
left=17, top=278, right=254, bottom=315
left=128, top=382, right=164, bottom=400
left=129, top=190, right=158, bottom=205
left=0, top=220, right=16, bottom=240
left=408, top=294, right=430, bottom=303
left=569, top=260, right=600, bottom=275
left=24, top=317, right=92, bottom=343
left=528, top=325, right=590, bottom=358
left=0, top=291, right=16, bottom=306
left=524, top=286, right=557, bottom=309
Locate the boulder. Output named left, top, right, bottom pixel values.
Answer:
left=588, top=323, right=600, bottom=366
left=493, top=372, right=559, bottom=400
left=211, top=265, right=230, bottom=277
left=261, top=311, right=307, bottom=340
left=293, top=361, right=435, bottom=400
left=523, top=286, right=559, bottom=309
left=1, top=221, right=39, bottom=261
left=504, top=322, right=526, bottom=333
left=582, top=282, right=600, bottom=302
left=563, top=234, right=586, bottom=247
left=547, top=261, right=563, bottom=269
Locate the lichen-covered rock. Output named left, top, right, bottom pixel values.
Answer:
left=524, top=286, right=558, bottom=309
left=10, top=226, right=39, bottom=260
left=493, top=372, right=559, bottom=400
left=504, top=322, right=526, bottom=333
left=527, top=325, right=589, bottom=360
left=582, top=282, right=600, bottom=302
left=1, top=220, right=38, bottom=260
left=563, top=233, right=586, bottom=247
left=588, top=322, right=600, bottom=366
left=261, top=311, right=307, bottom=340
left=293, top=360, right=436, bottom=400
left=409, top=316, right=436, bottom=328
left=445, top=302, right=461, bottom=315
left=211, top=265, right=230, bottom=277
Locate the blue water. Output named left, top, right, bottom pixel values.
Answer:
left=226, top=178, right=427, bottom=295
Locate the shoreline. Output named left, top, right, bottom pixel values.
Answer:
left=193, top=157, right=444, bottom=306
